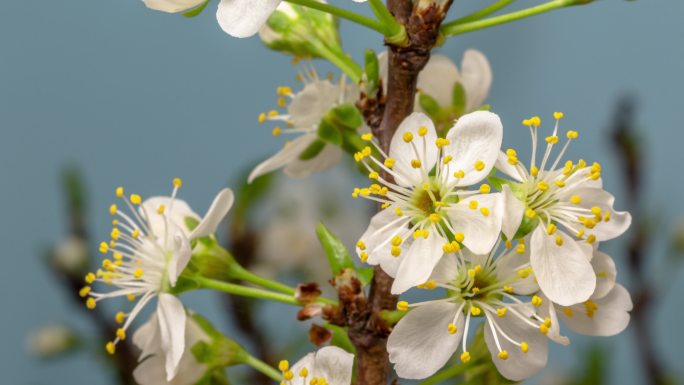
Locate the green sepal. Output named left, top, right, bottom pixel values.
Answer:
left=380, top=310, right=405, bottom=326
left=318, top=119, right=343, bottom=145
left=324, top=322, right=356, bottom=354
left=316, top=223, right=355, bottom=276
left=479, top=104, right=491, bottom=111
left=329, top=103, right=363, bottom=130
left=356, top=266, right=374, bottom=286
left=182, top=0, right=210, bottom=17
left=298, top=139, right=327, bottom=161
left=191, top=314, right=247, bottom=368
left=514, top=214, right=538, bottom=239
left=363, top=48, right=380, bottom=97
left=451, top=82, right=467, bottom=117
left=419, top=92, right=441, bottom=118
left=193, top=370, right=231, bottom=385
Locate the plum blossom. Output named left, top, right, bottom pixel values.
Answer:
left=278, top=346, right=354, bottom=385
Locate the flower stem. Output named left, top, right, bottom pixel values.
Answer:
left=416, top=360, right=481, bottom=385
left=449, top=0, right=517, bottom=25
left=367, top=0, right=406, bottom=44
left=284, top=0, right=386, bottom=34
left=230, top=265, right=296, bottom=295
left=314, top=43, right=363, bottom=83
left=196, top=277, right=338, bottom=306
left=441, top=0, right=583, bottom=37
left=244, top=353, right=282, bottom=382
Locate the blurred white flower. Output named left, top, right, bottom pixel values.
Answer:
left=496, top=113, right=631, bottom=306
left=80, top=179, right=232, bottom=380
left=388, top=244, right=550, bottom=382
left=354, top=111, right=504, bottom=294
left=278, top=346, right=354, bottom=385
left=133, top=314, right=210, bottom=385
left=53, top=236, right=88, bottom=275
left=26, top=325, right=76, bottom=358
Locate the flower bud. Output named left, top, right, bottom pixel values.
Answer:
left=53, top=237, right=88, bottom=276
left=26, top=325, right=78, bottom=359
left=259, top=1, right=341, bottom=58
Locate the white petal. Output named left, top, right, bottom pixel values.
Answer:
left=530, top=227, right=595, bottom=306
left=560, top=284, right=632, bottom=336
left=356, top=207, right=408, bottom=277
left=495, top=151, right=524, bottom=182
left=310, top=346, right=354, bottom=385
left=216, top=0, right=282, bottom=38
left=573, top=187, right=631, bottom=241
left=391, top=230, right=446, bottom=294
left=484, top=312, right=548, bottom=381
left=590, top=250, right=617, bottom=300
left=133, top=313, right=161, bottom=360
left=496, top=245, right=538, bottom=295
left=538, top=294, right=570, bottom=346
left=429, top=254, right=460, bottom=284
left=288, top=80, right=341, bottom=128
left=142, top=197, right=200, bottom=237
left=248, top=134, right=316, bottom=183
left=284, top=145, right=342, bottom=178
left=157, top=294, right=187, bottom=381
left=460, top=49, right=492, bottom=112
left=389, top=112, right=439, bottom=187
left=501, top=184, right=524, bottom=241
left=189, top=188, right=234, bottom=239
left=445, top=193, right=503, bottom=255
left=416, top=54, right=460, bottom=108
left=444, top=111, right=503, bottom=186
left=143, top=0, right=206, bottom=13
left=167, top=230, right=192, bottom=287
left=388, top=301, right=463, bottom=379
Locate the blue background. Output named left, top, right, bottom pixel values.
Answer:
left=1, top=0, right=683, bottom=383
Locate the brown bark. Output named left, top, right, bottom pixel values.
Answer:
left=348, top=2, right=454, bottom=384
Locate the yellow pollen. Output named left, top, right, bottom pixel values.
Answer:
left=130, top=194, right=142, bottom=205
left=391, top=246, right=401, bottom=257
left=109, top=204, right=117, bottom=216
left=547, top=223, right=557, bottom=235
left=470, top=306, right=482, bottom=316
left=503, top=286, right=513, bottom=293
left=604, top=211, right=611, bottom=222
left=479, top=184, right=491, bottom=194
left=116, top=311, right=125, bottom=324
left=258, top=112, right=266, bottom=123
left=545, top=135, right=559, bottom=144
left=422, top=280, right=437, bottom=290
left=555, top=180, right=566, bottom=187
left=127, top=294, right=136, bottom=302
left=279, top=360, right=290, bottom=372
left=555, top=235, right=564, bottom=246
left=469, top=200, right=479, bottom=210
left=403, top=132, right=413, bottom=143
left=544, top=317, right=552, bottom=327
left=133, top=268, right=143, bottom=278
left=436, top=138, right=451, bottom=149
left=359, top=252, right=368, bottom=263
left=498, top=350, right=509, bottom=360
left=505, top=240, right=512, bottom=249
left=531, top=166, right=539, bottom=177
left=105, top=342, right=116, bottom=355
left=112, top=219, right=119, bottom=226
left=570, top=195, right=582, bottom=204
left=411, top=159, right=422, bottom=168
left=115, top=187, right=124, bottom=198
left=79, top=286, right=91, bottom=297
left=131, top=228, right=141, bottom=239
left=357, top=241, right=366, bottom=251
left=272, top=127, right=282, bottom=136
left=591, top=206, right=602, bottom=215
left=368, top=171, right=379, bottom=180
left=453, top=170, right=465, bottom=178
left=554, top=112, right=564, bottom=120
left=516, top=242, right=526, bottom=254
left=429, top=213, right=441, bottom=223
left=418, top=126, right=428, bottom=136
left=442, top=155, right=453, bottom=164
left=539, top=324, right=549, bottom=335
left=361, top=133, right=373, bottom=141
left=86, top=297, right=96, bottom=310
left=99, top=242, right=109, bottom=254
left=284, top=371, right=294, bottom=381
left=480, top=207, right=490, bottom=217
left=567, top=130, right=579, bottom=139
left=85, top=273, right=96, bottom=284
left=474, top=160, right=485, bottom=171
left=460, top=352, right=471, bottom=363
left=299, top=368, right=308, bottom=377
left=532, top=295, right=543, bottom=307
left=497, top=307, right=507, bottom=317
left=537, top=181, right=549, bottom=191
left=518, top=267, right=532, bottom=279
left=395, top=207, right=403, bottom=216
left=471, top=287, right=480, bottom=294
left=277, top=97, right=287, bottom=107
left=563, top=307, right=574, bottom=317
left=530, top=116, right=541, bottom=126
left=384, top=158, right=396, bottom=169
left=586, top=234, right=597, bottom=244
left=454, top=232, right=465, bottom=243
left=448, top=323, right=458, bottom=335
left=525, top=208, right=537, bottom=218
left=397, top=301, right=409, bottom=312
left=116, top=328, right=126, bottom=341
left=520, top=342, right=529, bottom=353
left=110, top=228, right=120, bottom=240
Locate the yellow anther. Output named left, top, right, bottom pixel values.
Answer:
left=99, top=242, right=109, bottom=254
left=563, top=307, right=574, bottom=317
left=391, top=246, right=401, bottom=257
left=583, top=218, right=597, bottom=229
left=277, top=97, right=287, bottom=107
left=131, top=228, right=141, bottom=239
left=480, top=207, right=490, bottom=217
left=86, top=297, right=96, bottom=310
left=498, top=350, right=509, bottom=360
left=299, top=367, right=309, bottom=377
left=555, top=235, right=564, bottom=246
left=525, top=208, right=537, bottom=218
left=497, top=307, right=507, bottom=317
left=85, top=272, right=96, bottom=284
left=503, top=286, right=513, bottom=293
left=133, top=268, right=143, bottom=279
left=116, top=328, right=126, bottom=341
left=460, top=352, right=471, bottom=363
left=604, top=211, right=611, bottom=222
left=110, top=228, right=121, bottom=240
left=268, top=110, right=278, bottom=117
left=505, top=240, right=512, bottom=249
left=109, top=204, right=117, bottom=216
left=381, top=202, right=390, bottom=209
left=520, top=342, right=529, bottom=353
left=411, top=159, right=422, bottom=169
left=544, top=317, right=552, bottom=327
left=453, top=170, right=465, bottom=179
left=570, top=195, right=582, bottom=204
left=586, top=234, right=596, bottom=244
left=522, top=119, right=531, bottom=126
left=105, top=342, right=116, bottom=355
left=545, top=135, right=559, bottom=144
left=130, top=194, right=142, bottom=205
left=258, top=112, right=267, bottom=123
left=532, top=295, right=543, bottom=307
left=554, top=112, right=564, bottom=120
left=115, top=311, right=125, bottom=324
left=555, top=180, right=566, bottom=187
left=547, top=223, right=557, bottom=235
left=506, top=148, right=518, bottom=157
left=357, top=241, right=366, bottom=251
left=469, top=200, right=479, bottom=210
left=361, top=133, right=373, bottom=141
left=518, top=267, right=531, bottom=279
left=567, top=130, right=578, bottom=139
left=272, top=127, right=282, bottom=136
left=591, top=206, right=602, bottom=215
left=423, top=280, right=437, bottom=290
left=429, top=213, right=441, bottom=223
left=394, top=207, right=403, bottom=216
left=539, top=324, right=549, bottom=335
left=470, top=306, right=482, bottom=316
left=479, top=184, right=491, bottom=194
left=530, top=116, right=541, bottom=126
left=79, top=286, right=91, bottom=298
left=384, top=158, right=396, bottom=169
left=127, top=294, right=136, bottom=302
left=112, top=220, right=119, bottom=226
left=284, top=371, right=294, bottom=381
left=360, top=188, right=370, bottom=196
left=397, top=301, right=409, bottom=312
left=537, top=181, right=549, bottom=191
left=278, top=360, right=290, bottom=372
left=359, top=252, right=369, bottom=263
left=115, top=187, right=124, bottom=198
left=442, top=155, right=453, bottom=164
left=577, top=159, right=587, bottom=168
left=418, top=126, right=428, bottom=136
left=403, top=132, right=413, bottom=143
left=448, top=323, right=458, bottom=335
left=471, top=287, right=480, bottom=294
left=531, top=166, right=539, bottom=177
left=474, top=160, right=485, bottom=171
left=454, top=232, right=465, bottom=243
left=436, top=138, right=451, bottom=149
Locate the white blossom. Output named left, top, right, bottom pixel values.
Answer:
left=279, top=346, right=354, bottom=385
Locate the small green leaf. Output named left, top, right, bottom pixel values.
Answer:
left=514, top=214, right=538, bottom=239
left=324, top=322, right=355, bottom=354
left=182, top=0, right=210, bottom=18
left=298, top=139, right=327, bottom=161
left=419, top=93, right=441, bottom=117
left=364, top=48, right=379, bottom=97
left=318, top=118, right=343, bottom=145
left=316, top=223, right=355, bottom=275
left=330, top=103, right=363, bottom=130
left=451, top=82, right=466, bottom=116
left=357, top=266, right=374, bottom=286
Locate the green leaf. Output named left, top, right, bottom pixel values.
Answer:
left=419, top=93, right=441, bottom=118
left=451, top=82, right=466, bottom=116
left=182, top=0, right=210, bottom=18
left=298, top=139, right=327, bottom=161
left=364, top=48, right=379, bottom=96
left=317, top=118, right=343, bottom=145
left=316, top=223, right=355, bottom=275
left=357, top=266, right=374, bottom=286
left=324, top=322, right=355, bottom=354
left=330, top=103, right=363, bottom=130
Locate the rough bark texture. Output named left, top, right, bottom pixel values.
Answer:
left=348, top=2, right=454, bottom=384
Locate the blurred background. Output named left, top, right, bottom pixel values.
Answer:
left=1, top=0, right=683, bottom=384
